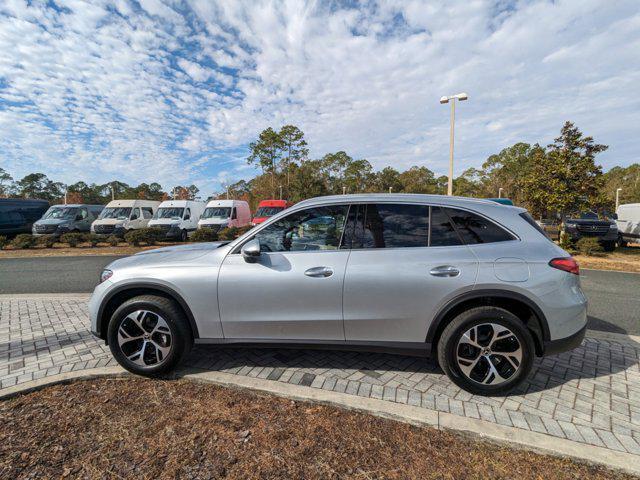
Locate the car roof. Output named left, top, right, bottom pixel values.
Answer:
left=294, top=193, right=523, bottom=211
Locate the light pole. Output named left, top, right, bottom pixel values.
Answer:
left=279, top=185, right=283, bottom=200
left=440, top=92, right=468, bottom=196
left=616, top=188, right=622, bottom=211
left=498, top=187, right=504, bottom=198
left=342, top=186, right=346, bottom=195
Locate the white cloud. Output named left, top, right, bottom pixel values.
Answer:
left=0, top=0, right=638, bottom=197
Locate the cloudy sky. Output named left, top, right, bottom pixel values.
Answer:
left=1, top=0, right=639, bottom=195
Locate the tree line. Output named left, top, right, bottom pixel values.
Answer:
left=1, top=121, right=638, bottom=219
left=0, top=171, right=199, bottom=205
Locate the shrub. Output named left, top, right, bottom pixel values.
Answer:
left=191, top=228, right=218, bottom=242
left=60, top=232, right=86, bottom=248
left=0, top=235, right=7, bottom=249
left=12, top=234, right=36, bottom=249
left=86, top=234, right=101, bottom=247
left=218, top=225, right=253, bottom=241
left=558, top=230, right=573, bottom=251
left=124, top=227, right=164, bottom=246
left=36, top=235, right=57, bottom=248
left=106, top=235, right=120, bottom=247
left=576, top=237, right=604, bottom=256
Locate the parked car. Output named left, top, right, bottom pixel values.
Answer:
left=615, top=203, right=640, bottom=247
left=89, top=194, right=587, bottom=395
left=33, top=204, right=103, bottom=236
left=148, top=200, right=206, bottom=241
left=198, top=199, right=251, bottom=233
left=0, top=198, right=49, bottom=237
left=91, top=200, right=160, bottom=236
left=560, top=211, right=618, bottom=251
left=252, top=199, right=292, bottom=225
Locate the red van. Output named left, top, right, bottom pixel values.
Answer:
left=252, top=199, right=292, bottom=225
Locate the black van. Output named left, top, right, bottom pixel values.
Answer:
left=0, top=198, right=50, bottom=237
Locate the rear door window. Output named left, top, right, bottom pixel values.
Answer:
left=361, top=203, right=429, bottom=248
left=444, top=207, right=516, bottom=244
left=430, top=207, right=462, bottom=246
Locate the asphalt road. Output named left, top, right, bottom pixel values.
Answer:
left=0, top=255, right=638, bottom=335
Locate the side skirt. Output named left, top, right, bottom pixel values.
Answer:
left=193, top=338, right=432, bottom=358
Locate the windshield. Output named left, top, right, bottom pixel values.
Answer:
left=98, top=207, right=131, bottom=220
left=43, top=207, right=78, bottom=220
left=154, top=207, right=184, bottom=220
left=201, top=207, right=231, bottom=219
left=255, top=206, right=284, bottom=218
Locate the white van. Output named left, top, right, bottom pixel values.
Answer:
left=91, top=200, right=160, bottom=236
left=616, top=203, right=640, bottom=246
left=148, top=200, right=206, bottom=241
left=198, top=199, right=252, bottom=233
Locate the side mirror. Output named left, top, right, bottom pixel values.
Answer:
left=75, top=214, right=83, bottom=221
left=241, top=239, right=261, bottom=263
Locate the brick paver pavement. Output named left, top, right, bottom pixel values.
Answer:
left=2, top=296, right=639, bottom=456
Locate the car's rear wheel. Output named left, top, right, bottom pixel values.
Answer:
left=107, top=295, right=192, bottom=377
left=437, top=307, right=534, bottom=395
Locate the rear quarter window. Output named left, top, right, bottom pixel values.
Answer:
left=444, top=207, right=516, bottom=244
left=518, top=212, right=550, bottom=239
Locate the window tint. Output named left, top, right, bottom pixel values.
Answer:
left=142, top=207, right=153, bottom=219
left=184, top=208, right=191, bottom=220
left=130, top=208, right=139, bottom=220
left=430, top=207, right=462, bottom=246
left=254, top=205, right=348, bottom=252
left=361, top=204, right=429, bottom=248
left=444, top=207, right=515, bottom=244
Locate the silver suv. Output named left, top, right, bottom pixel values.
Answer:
left=89, top=194, right=587, bottom=395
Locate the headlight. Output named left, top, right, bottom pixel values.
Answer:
left=609, top=223, right=617, bottom=229
left=100, top=269, right=113, bottom=283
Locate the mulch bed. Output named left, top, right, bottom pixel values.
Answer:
left=0, top=378, right=633, bottom=479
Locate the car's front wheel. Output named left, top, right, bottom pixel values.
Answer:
left=437, top=307, right=535, bottom=395
left=107, top=295, right=192, bottom=377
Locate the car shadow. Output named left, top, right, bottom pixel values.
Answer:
left=586, top=314, right=628, bottom=335
left=176, top=335, right=639, bottom=398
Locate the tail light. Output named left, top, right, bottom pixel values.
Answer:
left=549, top=257, right=579, bottom=275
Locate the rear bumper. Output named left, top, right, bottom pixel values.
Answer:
left=543, top=324, right=586, bottom=356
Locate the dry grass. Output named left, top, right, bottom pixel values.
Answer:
left=0, top=378, right=633, bottom=480
left=575, top=244, right=640, bottom=273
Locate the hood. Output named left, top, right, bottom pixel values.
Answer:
left=107, top=241, right=230, bottom=270
left=35, top=218, right=67, bottom=226
left=94, top=218, right=126, bottom=226
left=149, top=219, right=180, bottom=226
left=564, top=218, right=613, bottom=226
left=198, top=218, right=228, bottom=226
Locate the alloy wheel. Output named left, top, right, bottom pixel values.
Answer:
left=117, top=310, right=173, bottom=367
left=456, top=323, right=523, bottom=386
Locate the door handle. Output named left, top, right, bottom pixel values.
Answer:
left=304, top=266, right=334, bottom=278
left=429, top=265, right=460, bottom=277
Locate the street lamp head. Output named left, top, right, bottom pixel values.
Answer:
left=455, top=92, right=468, bottom=101
left=439, top=96, right=449, bottom=104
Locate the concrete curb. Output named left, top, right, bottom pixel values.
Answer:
left=1, top=367, right=638, bottom=476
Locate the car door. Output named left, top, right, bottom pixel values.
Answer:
left=218, top=204, right=350, bottom=340
left=343, top=203, right=479, bottom=344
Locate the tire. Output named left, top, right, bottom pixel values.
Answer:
left=602, top=241, right=616, bottom=252
left=107, top=295, right=192, bottom=377
left=437, top=307, right=535, bottom=396
left=617, top=235, right=627, bottom=248
left=180, top=229, right=188, bottom=242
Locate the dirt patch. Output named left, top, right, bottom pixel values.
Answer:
left=575, top=244, right=640, bottom=273
left=0, top=378, right=632, bottom=480
left=0, top=243, right=179, bottom=258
